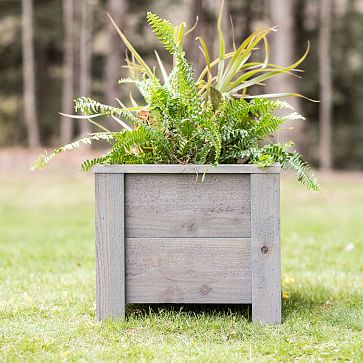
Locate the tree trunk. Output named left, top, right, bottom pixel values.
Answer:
left=234, top=1, right=252, bottom=44
left=185, top=0, right=203, bottom=73
left=61, top=0, right=75, bottom=144
left=21, top=0, right=40, bottom=147
left=269, top=0, right=306, bottom=153
left=79, top=0, right=93, bottom=137
left=105, top=0, right=127, bottom=115
left=319, top=0, right=332, bottom=171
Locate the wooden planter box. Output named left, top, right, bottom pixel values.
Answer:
left=93, top=164, right=281, bottom=324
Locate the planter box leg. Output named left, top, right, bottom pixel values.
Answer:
left=251, top=174, right=281, bottom=324
left=95, top=173, right=125, bottom=320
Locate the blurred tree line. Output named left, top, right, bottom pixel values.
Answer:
left=0, top=0, right=362, bottom=170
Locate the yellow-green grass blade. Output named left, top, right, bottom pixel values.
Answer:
left=216, top=0, right=225, bottom=83
left=175, top=21, right=186, bottom=48
left=197, top=52, right=235, bottom=84
left=107, top=13, right=153, bottom=78
left=184, top=16, right=198, bottom=35
left=241, top=92, right=319, bottom=102
left=230, top=14, right=236, bottom=51
left=59, top=112, right=111, bottom=132
left=197, top=37, right=212, bottom=85
left=261, top=35, right=269, bottom=68
left=86, top=119, right=111, bottom=132
left=229, top=42, right=310, bottom=94
left=228, top=67, right=302, bottom=89
left=218, top=28, right=274, bottom=91
left=240, top=62, right=304, bottom=73
left=129, top=92, right=139, bottom=108
left=154, top=50, right=169, bottom=83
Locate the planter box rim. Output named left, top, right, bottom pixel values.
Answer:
left=93, top=163, right=281, bottom=174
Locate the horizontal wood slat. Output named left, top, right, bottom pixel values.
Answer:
left=125, top=174, right=251, bottom=238
left=93, top=164, right=281, bottom=174
left=125, top=238, right=252, bottom=304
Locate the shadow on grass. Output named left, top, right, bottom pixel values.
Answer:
left=123, top=284, right=362, bottom=330
left=126, top=303, right=252, bottom=320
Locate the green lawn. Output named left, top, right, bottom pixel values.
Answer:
left=0, top=170, right=362, bottom=362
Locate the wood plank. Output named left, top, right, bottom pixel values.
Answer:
left=93, top=164, right=281, bottom=174
left=125, top=238, right=252, bottom=303
left=95, top=173, right=125, bottom=320
left=125, top=174, right=251, bottom=238
left=251, top=174, right=281, bottom=324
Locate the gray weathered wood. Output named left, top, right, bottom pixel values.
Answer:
left=251, top=174, right=281, bottom=324
left=94, top=165, right=282, bottom=323
left=93, top=164, right=281, bottom=174
left=125, top=174, right=250, bottom=238
left=95, top=173, right=125, bottom=320
left=125, top=238, right=251, bottom=303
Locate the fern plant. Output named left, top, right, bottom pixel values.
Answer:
left=32, top=8, right=319, bottom=191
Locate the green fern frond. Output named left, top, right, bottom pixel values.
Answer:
left=271, top=100, right=295, bottom=110
left=196, top=143, right=212, bottom=164
left=146, top=12, right=178, bottom=53
left=283, top=112, right=305, bottom=121
left=74, top=97, right=138, bottom=123
left=260, top=143, right=320, bottom=191
left=81, top=156, right=110, bottom=172
left=169, top=53, right=201, bottom=117
left=116, top=126, right=152, bottom=148
left=108, top=126, right=152, bottom=162
left=208, top=123, right=222, bottom=164
left=145, top=13, right=201, bottom=116
left=30, top=133, right=115, bottom=171
left=118, top=77, right=138, bottom=84
left=282, top=153, right=320, bottom=191
left=248, top=98, right=295, bottom=115
left=254, top=114, right=283, bottom=139
left=138, top=76, right=170, bottom=116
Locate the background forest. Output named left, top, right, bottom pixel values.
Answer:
left=0, top=0, right=362, bottom=170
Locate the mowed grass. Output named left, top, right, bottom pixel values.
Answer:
left=0, top=169, right=362, bottom=362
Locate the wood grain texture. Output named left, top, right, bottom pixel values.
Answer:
left=125, top=238, right=252, bottom=303
left=95, top=173, right=125, bottom=320
left=93, top=164, right=281, bottom=174
left=251, top=174, right=281, bottom=324
left=125, top=174, right=251, bottom=238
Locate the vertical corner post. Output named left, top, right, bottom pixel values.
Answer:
left=95, top=173, right=125, bottom=320
left=251, top=173, right=281, bottom=324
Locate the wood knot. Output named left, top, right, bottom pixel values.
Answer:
left=261, top=246, right=269, bottom=254
left=200, top=285, right=211, bottom=295
left=183, top=222, right=195, bottom=232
